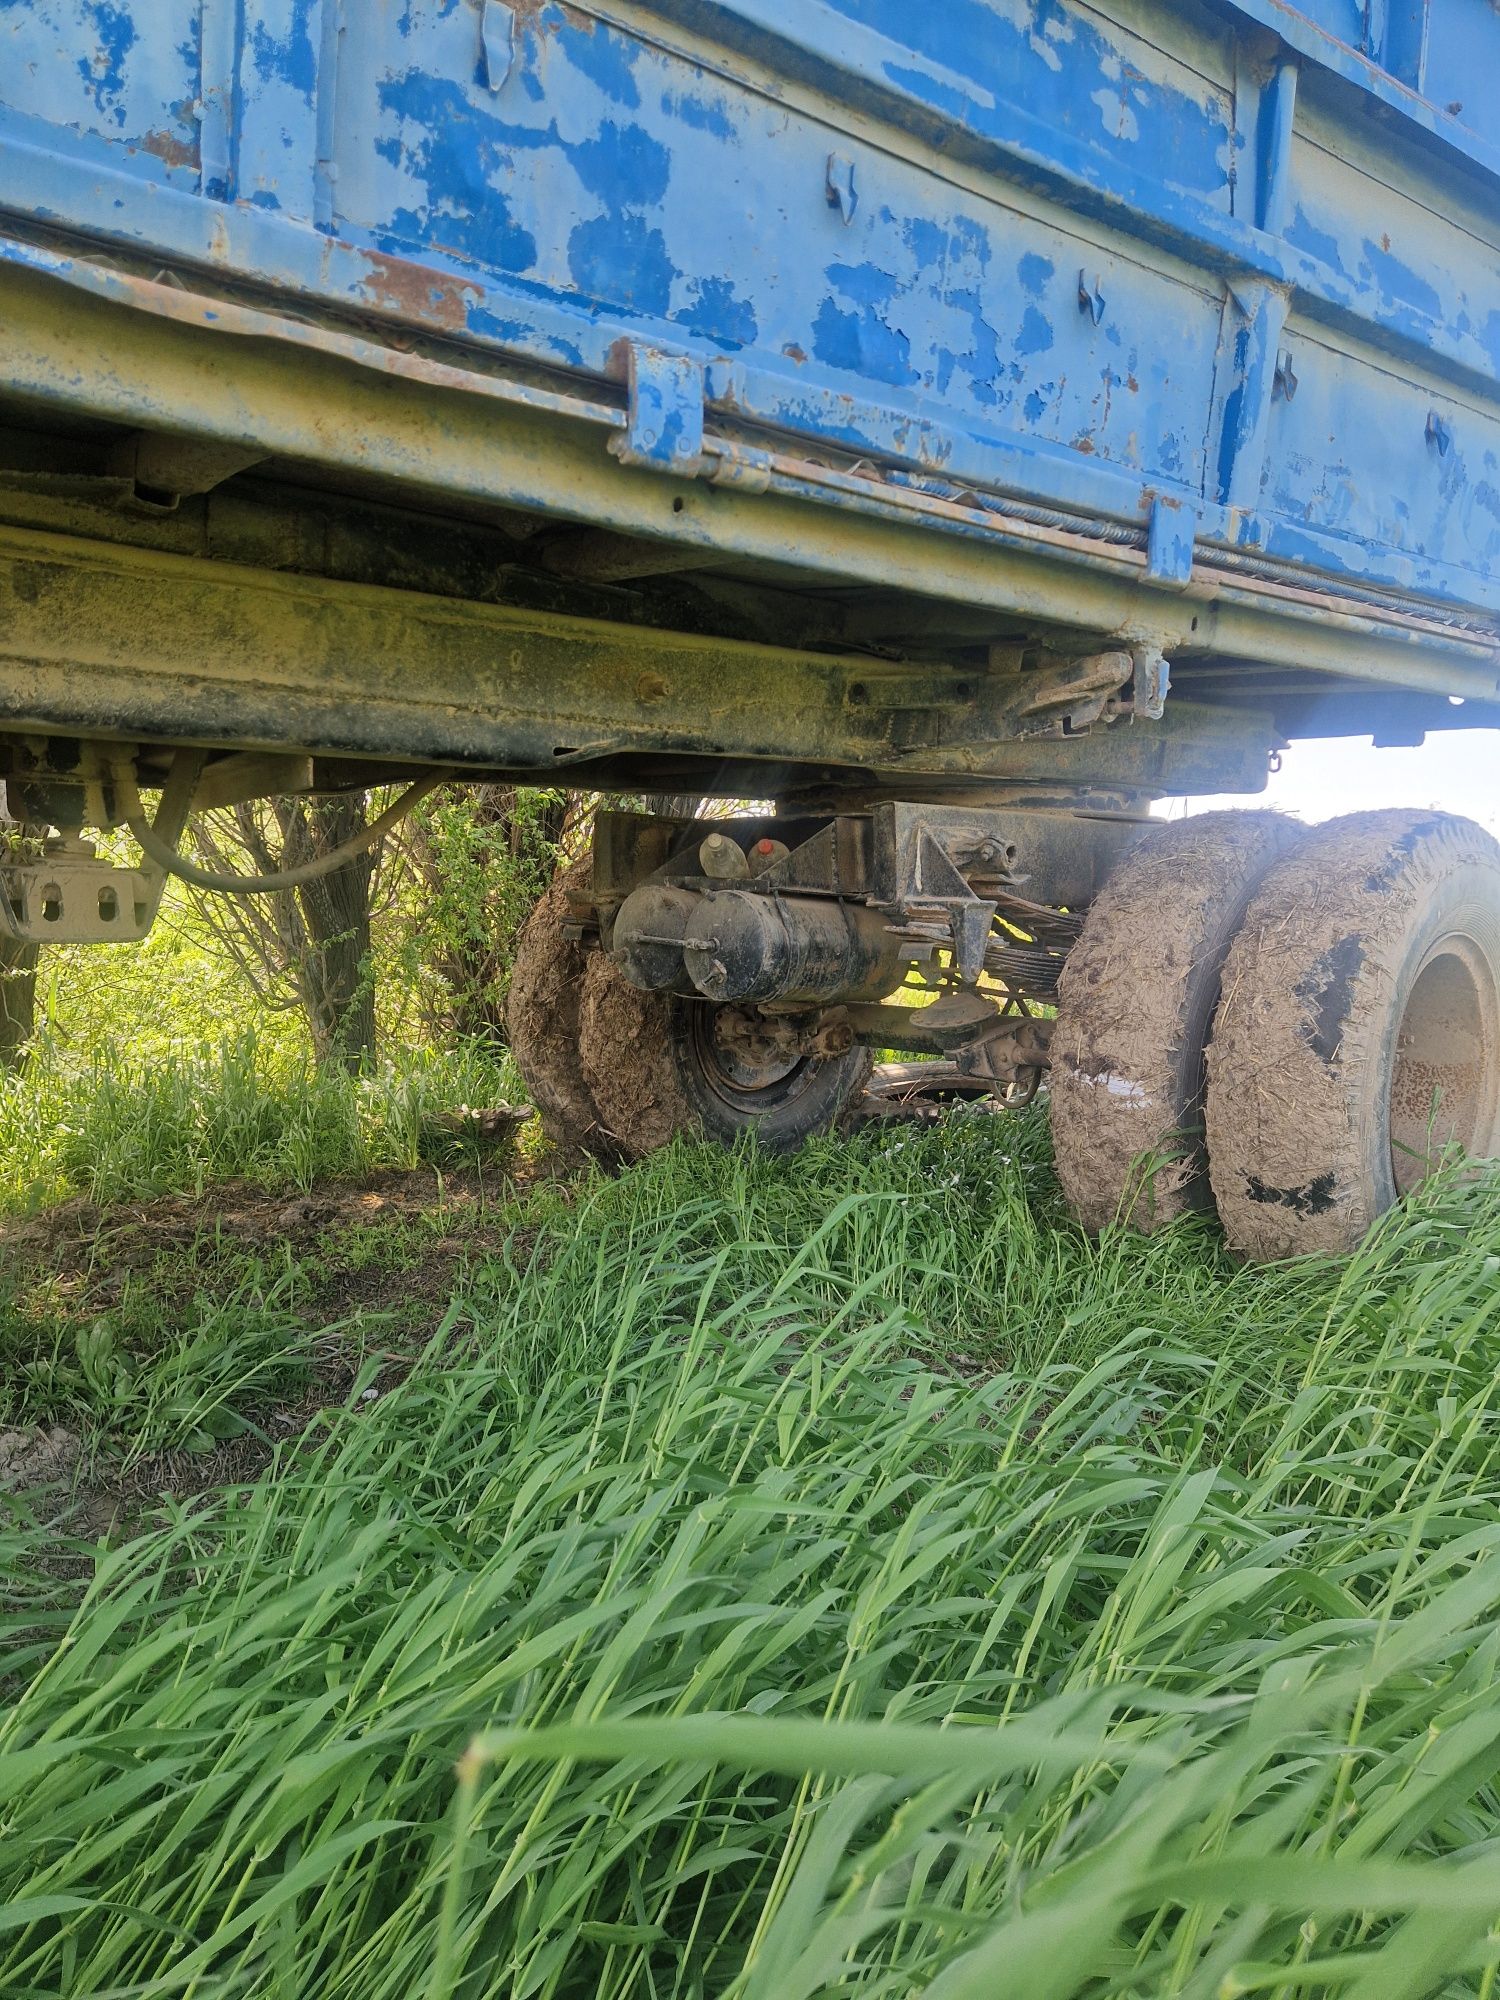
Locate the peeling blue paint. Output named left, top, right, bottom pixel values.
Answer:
left=76, top=2, right=136, bottom=127
left=824, top=260, right=904, bottom=312
left=1015, top=306, right=1053, bottom=357
left=680, top=274, right=757, bottom=349
left=937, top=286, right=1003, bottom=408
left=668, top=91, right=734, bottom=139
left=2, top=0, right=1498, bottom=611
left=812, top=295, right=916, bottom=387
left=569, top=210, right=675, bottom=317
left=1285, top=208, right=1348, bottom=278
left=249, top=3, right=317, bottom=100
left=863, top=0, right=1233, bottom=210
left=571, top=120, right=672, bottom=206
left=901, top=214, right=949, bottom=272
left=811, top=258, right=921, bottom=387
left=373, top=72, right=540, bottom=272
left=563, top=21, right=642, bottom=108
left=1361, top=238, right=1444, bottom=324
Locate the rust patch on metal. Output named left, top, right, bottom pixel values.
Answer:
left=511, top=0, right=595, bottom=32
left=139, top=127, right=197, bottom=170
left=358, top=250, right=483, bottom=333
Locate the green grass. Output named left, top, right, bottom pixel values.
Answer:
left=0, top=1029, right=528, bottom=1212
left=4, top=1118, right=1500, bottom=1996
left=0, top=1192, right=507, bottom=1468
left=3, top=1255, right=313, bottom=1461
left=0, top=1242, right=393, bottom=1473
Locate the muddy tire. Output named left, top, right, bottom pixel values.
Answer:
left=1050, top=810, right=1306, bottom=1233
left=578, top=955, right=872, bottom=1160
left=506, top=857, right=613, bottom=1159
left=1207, top=810, right=1500, bottom=1260
left=576, top=955, right=697, bottom=1160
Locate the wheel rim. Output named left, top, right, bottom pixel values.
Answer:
left=686, top=1004, right=828, bottom=1116
left=1389, top=934, right=1500, bottom=1193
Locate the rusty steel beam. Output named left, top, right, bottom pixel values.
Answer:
left=0, top=519, right=1272, bottom=796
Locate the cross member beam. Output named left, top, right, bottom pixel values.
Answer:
left=0, top=522, right=1271, bottom=793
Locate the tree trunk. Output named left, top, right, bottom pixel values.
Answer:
left=290, top=796, right=377, bottom=1072
left=185, top=793, right=384, bottom=1071
left=0, top=933, right=38, bottom=1072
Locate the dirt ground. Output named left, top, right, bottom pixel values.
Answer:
left=0, top=1161, right=548, bottom=1545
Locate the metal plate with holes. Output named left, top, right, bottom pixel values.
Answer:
left=1, top=853, right=161, bottom=943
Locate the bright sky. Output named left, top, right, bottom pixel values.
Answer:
left=1161, top=727, right=1500, bottom=835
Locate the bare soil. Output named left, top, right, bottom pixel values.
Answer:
left=0, top=1165, right=544, bottom=1544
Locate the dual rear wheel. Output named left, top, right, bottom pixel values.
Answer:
left=1051, top=809, right=1500, bottom=1258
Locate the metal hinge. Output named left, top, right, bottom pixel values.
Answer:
left=1077, top=269, right=1107, bottom=325
left=825, top=153, right=858, bottom=224
left=1130, top=642, right=1172, bottom=721
left=607, top=339, right=706, bottom=475
left=1146, top=495, right=1198, bottom=589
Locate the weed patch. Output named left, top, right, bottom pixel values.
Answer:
left=3, top=1120, right=1500, bottom=1994
left=0, top=1030, right=533, bottom=1211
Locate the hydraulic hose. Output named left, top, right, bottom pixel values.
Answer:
left=111, top=759, right=453, bottom=895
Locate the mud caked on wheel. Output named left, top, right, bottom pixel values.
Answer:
left=506, top=855, right=616, bottom=1161
left=1206, top=810, right=1500, bottom=1259
left=577, top=955, right=872, bottom=1161
left=1050, top=810, right=1306, bottom=1233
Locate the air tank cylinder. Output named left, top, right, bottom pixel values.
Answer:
left=608, top=885, right=701, bottom=993
left=612, top=892, right=904, bottom=1008
left=612, top=886, right=910, bottom=1005
left=721, top=894, right=910, bottom=1002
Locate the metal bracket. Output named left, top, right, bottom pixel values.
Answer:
left=481, top=0, right=516, bottom=90
left=843, top=996, right=1052, bottom=1077
left=952, top=1011, right=1052, bottom=1085
left=607, top=340, right=706, bottom=475
left=1130, top=642, right=1172, bottom=721
left=0, top=747, right=204, bottom=944
left=1146, top=495, right=1198, bottom=588
left=0, top=842, right=161, bottom=944
left=1009, top=647, right=1134, bottom=735
left=826, top=153, right=858, bottom=224
left=1214, top=279, right=1291, bottom=513
left=1077, top=270, right=1107, bottom=325
left=885, top=816, right=998, bottom=984
left=107, top=432, right=270, bottom=500
left=193, top=752, right=316, bottom=813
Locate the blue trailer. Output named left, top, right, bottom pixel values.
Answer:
left=0, top=0, right=1497, bottom=1254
